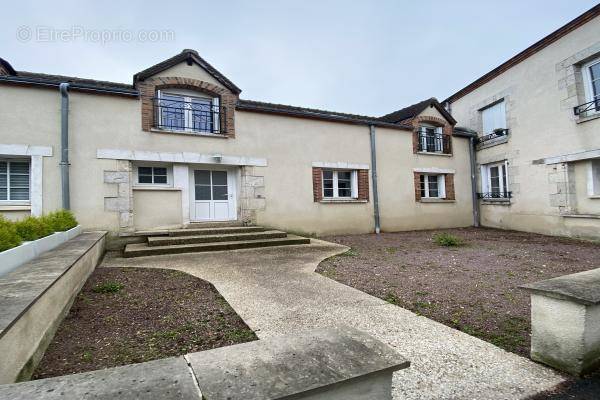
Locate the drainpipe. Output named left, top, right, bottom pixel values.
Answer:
left=369, top=124, right=381, bottom=234
left=59, top=83, right=70, bottom=210
left=468, top=135, right=480, bottom=227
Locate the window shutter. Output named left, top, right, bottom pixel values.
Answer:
left=357, top=169, right=369, bottom=201
left=444, top=174, right=455, bottom=200
left=414, top=172, right=422, bottom=201
left=312, top=167, right=322, bottom=202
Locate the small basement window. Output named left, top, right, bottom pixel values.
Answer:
left=135, top=165, right=171, bottom=186
left=420, top=174, right=445, bottom=198
left=588, top=159, right=600, bottom=196
left=0, top=159, right=30, bottom=202
left=322, top=170, right=358, bottom=199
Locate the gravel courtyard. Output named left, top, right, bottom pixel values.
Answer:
left=316, top=227, right=600, bottom=356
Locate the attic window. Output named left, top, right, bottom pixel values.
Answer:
left=154, top=89, right=222, bottom=134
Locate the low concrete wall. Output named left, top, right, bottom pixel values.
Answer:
left=0, top=325, right=410, bottom=399
left=521, top=268, right=600, bottom=375
left=0, top=231, right=106, bottom=383
left=0, top=225, right=82, bottom=277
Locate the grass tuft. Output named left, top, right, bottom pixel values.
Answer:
left=92, top=282, right=123, bottom=294
left=433, top=232, right=464, bottom=247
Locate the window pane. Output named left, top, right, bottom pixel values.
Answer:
left=323, top=189, right=334, bottom=198
left=153, top=175, right=167, bottom=184
left=428, top=176, right=439, bottom=197
left=0, top=162, right=6, bottom=174
left=337, top=171, right=351, bottom=181
left=138, top=167, right=152, bottom=176
left=191, top=98, right=213, bottom=132
left=10, top=187, right=29, bottom=200
left=337, top=179, right=351, bottom=189
left=420, top=175, right=426, bottom=198
left=323, top=180, right=333, bottom=189
left=338, top=188, right=351, bottom=197
left=195, top=185, right=211, bottom=200
left=212, top=171, right=227, bottom=185
left=138, top=175, right=152, bottom=184
left=482, top=101, right=506, bottom=134
left=10, top=162, right=29, bottom=174
left=194, top=170, right=210, bottom=185
left=212, top=185, right=228, bottom=200
left=160, top=95, right=185, bottom=130
left=0, top=188, right=6, bottom=200
left=0, top=174, right=6, bottom=187
left=153, top=167, right=167, bottom=176
left=323, top=170, right=333, bottom=180
left=10, top=174, right=29, bottom=187
left=490, top=166, right=500, bottom=193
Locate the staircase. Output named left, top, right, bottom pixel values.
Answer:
left=123, top=225, right=310, bottom=258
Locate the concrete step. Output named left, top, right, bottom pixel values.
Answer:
left=168, top=226, right=267, bottom=237
left=147, top=230, right=288, bottom=247
left=123, top=235, right=311, bottom=258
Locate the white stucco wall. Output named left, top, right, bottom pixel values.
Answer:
left=450, top=14, right=600, bottom=238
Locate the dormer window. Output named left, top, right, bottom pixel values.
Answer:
left=154, top=89, right=222, bottom=134
left=417, top=124, right=449, bottom=154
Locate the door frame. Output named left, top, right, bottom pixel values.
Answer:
left=189, top=165, right=238, bottom=222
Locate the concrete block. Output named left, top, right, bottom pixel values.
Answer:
left=186, top=325, right=409, bottom=400
left=0, top=357, right=199, bottom=400
left=521, top=268, right=600, bottom=375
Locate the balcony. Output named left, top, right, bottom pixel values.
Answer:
left=153, top=97, right=227, bottom=134
left=476, top=128, right=509, bottom=146
left=573, top=99, right=600, bottom=119
left=477, top=191, right=512, bottom=201
left=417, top=133, right=451, bottom=154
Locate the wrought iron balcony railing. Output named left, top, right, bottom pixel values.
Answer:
left=573, top=99, right=600, bottom=118
left=477, top=191, right=512, bottom=200
left=417, top=133, right=451, bottom=154
left=476, top=128, right=509, bottom=145
left=153, top=97, right=227, bottom=134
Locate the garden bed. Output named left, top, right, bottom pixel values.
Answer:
left=316, top=227, right=600, bottom=357
left=33, top=267, right=257, bottom=379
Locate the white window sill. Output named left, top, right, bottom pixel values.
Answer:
left=0, top=203, right=31, bottom=211
left=150, top=128, right=228, bottom=139
left=133, top=186, right=181, bottom=191
left=561, top=213, right=600, bottom=219
left=477, top=136, right=509, bottom=150
left=575, top=113, right=600, bottom=124
left=419, top=198, right=455, bottom=203
left=416, top=152, right=452, bottom=157
left=320, top=199, right=368, bottom=204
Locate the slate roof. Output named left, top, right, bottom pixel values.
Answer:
left=133, top=49, right=241, bottom=94
left=379, top=97, right=456, bottom=124
left=236, top=99, right=413, bottom=130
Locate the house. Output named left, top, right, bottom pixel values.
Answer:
left=445, top=4, right=600, bottom=239
left=0, top=50, right=473, bottom=246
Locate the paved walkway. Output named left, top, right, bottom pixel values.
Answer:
left=101, top=239, right=565, bottom=399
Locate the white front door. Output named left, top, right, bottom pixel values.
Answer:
left=191, top=169, right=236, bottom=221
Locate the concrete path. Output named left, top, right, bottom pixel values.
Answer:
left=101, top=239, right=565, bottom=399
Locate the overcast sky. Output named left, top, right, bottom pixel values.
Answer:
left=1, top=1, right=598, bottom=116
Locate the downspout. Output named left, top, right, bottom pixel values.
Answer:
left=369, top=124, right=381, bottom=234
left=469, top=135, right=480, bottom=227
left=59, top=83, right=70, bottom=210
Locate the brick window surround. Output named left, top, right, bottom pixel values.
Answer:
left=404, top=115, right=453, bottom=155
left=312, top=168, right=369, bottom=202
left=137, top=76, right=238, bottom=138
left=414, top=172, right=455, bottom=201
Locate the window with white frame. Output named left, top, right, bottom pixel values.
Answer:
left=582, top=57, right=600, bottom=113
left=588, top=159, right=600, bottom=196
left=419, top=174, right=445, bottom=198
left=481, top=161, right=509, bottom=198
left=481, top=100, right=507, bottom=135
left=322, top=170, right=358, bottom=199
left=0, top=159, right=30, bottom=201
left=135, top=165, right=170, bottom=186
left=156, top=89, right=220, bottom=133
left=418, top=125, right=444, bottom=153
